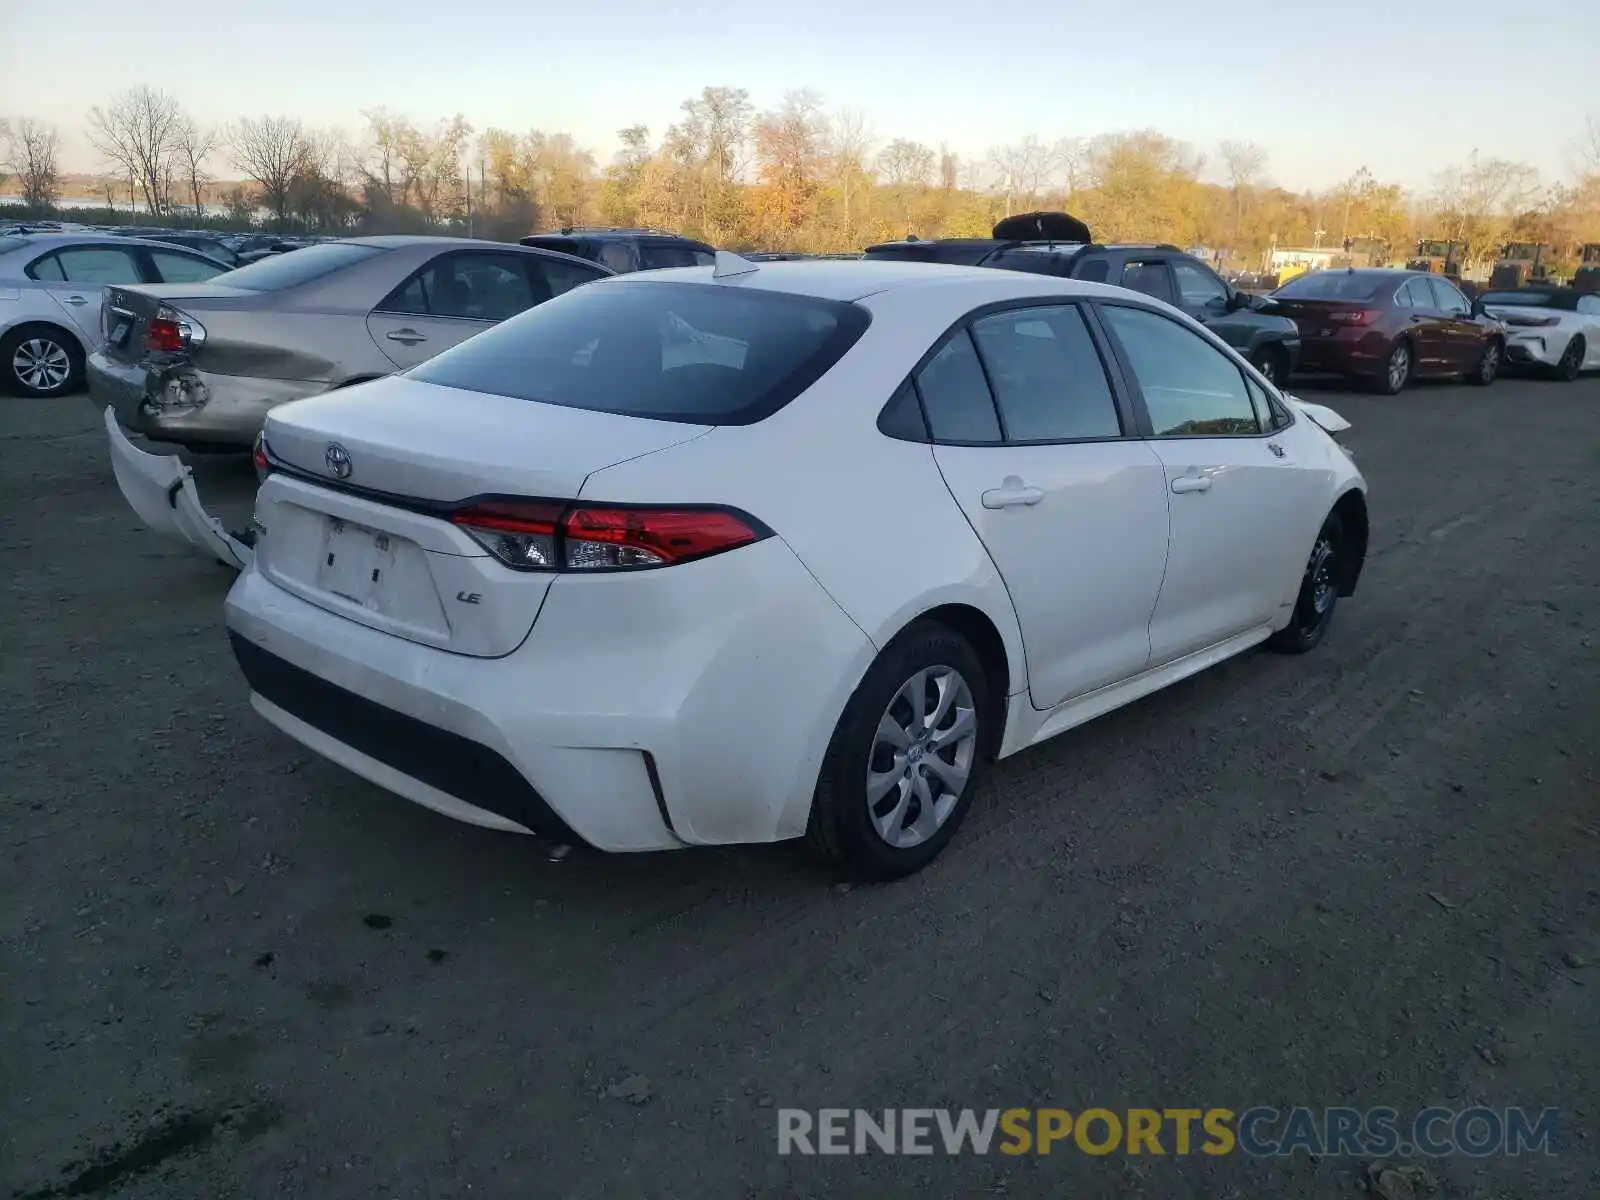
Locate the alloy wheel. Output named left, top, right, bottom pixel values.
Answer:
left=1387, top=345, right=1410, bottom=392
left=1559, top=338, right=1584, bottom=381
left=865, top=665, right=978, bottom=849
left=1480, top=342, right=1500, bottom=383
left=1255, top=354, right=1279, bottom=385
left=12, top=338, right=71, bottom=393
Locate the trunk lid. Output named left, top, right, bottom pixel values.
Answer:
left=1268, top=298, right=1376, bottom=337
left=98, top=282, right=255, bottom=364
left=253, top=374, right=713, bottom=657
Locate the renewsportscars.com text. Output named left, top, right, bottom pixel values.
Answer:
left=777, top=1107, right=1560, bottom=1157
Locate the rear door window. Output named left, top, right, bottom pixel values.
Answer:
left=407, top=280, right=871, bottom=425
left=1074, top=258, right=1111, bottom=283
left=639, top=242, right=715, bottom=270
left=969, top=305, right=1121, bottom=440
left=149, top=249, right=227, bottom=283
left=378, top=252, right=545, bottom=321
left=529, top=255, right=607, bottom=298
left=1120, top=260, right=1176, bottom=304
left=915, top=330, right=1002, bottom=443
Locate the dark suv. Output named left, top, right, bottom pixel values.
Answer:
left=518, top=227, right=717, bottom=275
left=864, top=213, right=1302, bottom=385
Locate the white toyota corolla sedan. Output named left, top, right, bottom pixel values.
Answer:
left=224, top=254, right=1369, bottom=879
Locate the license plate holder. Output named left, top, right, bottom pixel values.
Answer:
left=316, top=517, right=398, bottom=609
left=106, top=306, right=135, bottom=348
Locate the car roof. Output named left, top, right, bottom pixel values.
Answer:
left=529, top=228, right=705, bottom=241
left=0, top=232, right=231, bottom=256
left=596, top=258, right=1139, bottom=303
left=334, top=235, right=535, bottom=250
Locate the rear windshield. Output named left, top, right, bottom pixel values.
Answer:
left=408, top=280, right=871, bottom=425
left=1273, top=272, right=1388, bottom=301
left=210, top=242, right=385, bottom=291
left=1479, top=291, right=1554, bottom=307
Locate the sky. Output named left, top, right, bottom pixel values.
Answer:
left=3, top=0, right=1597, bottom=194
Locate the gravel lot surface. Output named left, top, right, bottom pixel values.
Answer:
left=3, top=378, right=1597, bottom=1199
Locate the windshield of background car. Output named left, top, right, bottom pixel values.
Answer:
left=408, top=280, right=871, bottom=425
left=210, top=242, right=385, bottom=291
left=1273, top=272, right=1388, bottom=301
left=0, top=235, right=27, bottom=255
left=1479, top=291, right=1554, bottom=307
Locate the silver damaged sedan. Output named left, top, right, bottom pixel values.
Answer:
left=88, top=235, right=610, bottom=450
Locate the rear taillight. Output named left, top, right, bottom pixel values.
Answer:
left=251, top=433, right=271, bottom=479
left=450, top=500, right=768, bottom=572
left=1328, top=309, right=1378, bottom=326
left=146, top=305, right=206, bottom=353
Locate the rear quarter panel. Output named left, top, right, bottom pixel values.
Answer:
left=189, top=303, right=395, bottom=383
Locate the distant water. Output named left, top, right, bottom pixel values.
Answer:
left=0, top=195, right=236, bottom=217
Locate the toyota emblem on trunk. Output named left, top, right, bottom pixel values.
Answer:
left=325, top=443, right=353, bottom=479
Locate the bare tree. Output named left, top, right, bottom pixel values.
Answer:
left=987, top=136, right=1059, bottom=214
left=1054, top=136, right=1087, bottom=199
left=876, top=138, right=936, bottom=189
left=1218, top=139, right=1267, bottom=250
left=827, top=106, right=874, bottom=243
left=172, top=118, right=218, bottom=221
left=3, top=119, right=62, bottom=212
left=1577, top=114, right=1600, bottom=176
left=0, top=117, right=10, bottom=196
left=228, top=116, right=315, bottom=230
left=1430, top=152, right=1546, bottom=265
left=87, top=86, right=184, bottom=216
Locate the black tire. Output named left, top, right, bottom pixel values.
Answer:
left=1267, top=513, right=1343, bottom=654
left=1373, top=340, right=1412, bottom=395
left=806, top=621, right=992, bottom=880
left=1, top=324, right=84, bottom=398
left=1250, top=344, right=1289, bottom=388
left=1556, top=335, right=1585, bottom=382
left=1467, top=337, right=1502, bottom=386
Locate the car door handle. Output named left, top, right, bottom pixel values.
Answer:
left=386, top=329, right=427, bottom=345
left=1171, top=475, right=1212, bottom=494
left=981, top=478, right=1044, bottom=509
left=64, top=295, right=89, bottom=306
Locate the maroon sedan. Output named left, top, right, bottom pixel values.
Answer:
left=1269, top=268, right=1507, bottom=394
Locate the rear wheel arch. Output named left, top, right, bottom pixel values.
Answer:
left=1, top=320, right=87, bottom=396
left=1329, top=488, right=1368, bottom=596
left=3, top=319, right=86, bottom=357
left=888, top=603, right=1012, bottom=759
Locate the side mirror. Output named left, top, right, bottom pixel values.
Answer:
left=1226, top=290, right=1256, bottom=312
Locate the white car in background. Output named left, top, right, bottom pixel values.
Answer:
left=0, top=232, right=229, bottom=397
left=222, top=254, right=1369, bottom=879
left=1479, top=286, right=1600, bottom=380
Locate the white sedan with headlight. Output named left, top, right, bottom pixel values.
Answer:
left=223, top=253, right=1368, bottom=879
left=1480, top=286, right=1600, bottom=380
